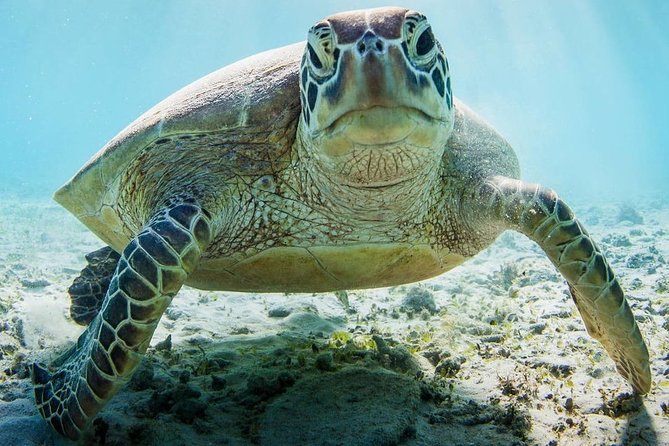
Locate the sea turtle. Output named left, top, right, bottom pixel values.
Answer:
left=32, top=7, right=651, bottom=440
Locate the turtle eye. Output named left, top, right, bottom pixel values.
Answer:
left=415, top=28, right=435, bottom=56
left=404, top=12, right=438, bottom=68
left=306, top=22, right=337, bottom=80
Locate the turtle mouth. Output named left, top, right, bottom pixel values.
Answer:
left=322, top=105, right=437, bottom=133
left=306, top=104, right=448, bottom=188
left=322, top=105, right=438, bottom=142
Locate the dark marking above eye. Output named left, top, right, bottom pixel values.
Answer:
left=307, top=44, right=323, bottom=70
left=416, top=28, right=435, bottom=56
left=431, top=68, right=445, bottom=97
left=307, top=82, right=318, bottom=111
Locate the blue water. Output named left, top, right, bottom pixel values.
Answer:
left=1, top=0, right=668, bottom=201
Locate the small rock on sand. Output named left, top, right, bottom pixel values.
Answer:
left=401, top=286, right=437, bottom=314
left=259, top=367, right=419, bottom=446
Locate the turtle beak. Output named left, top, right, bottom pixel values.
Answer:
left=359, top=43, right=389, bottom=106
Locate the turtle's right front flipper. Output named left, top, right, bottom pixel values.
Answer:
left=32, top=200, right=213, bottom=440
left=472, top=176, right=651, bottom=394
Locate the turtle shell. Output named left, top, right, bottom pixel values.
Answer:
left=55, top=42, right=304, bottom=251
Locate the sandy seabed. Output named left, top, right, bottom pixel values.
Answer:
left=0, top=193, right=667, bottom=446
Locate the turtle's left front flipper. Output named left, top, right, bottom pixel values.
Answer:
left=31, top=200, right=213, bottom=440
left=473, top=176, right=651, bottom=394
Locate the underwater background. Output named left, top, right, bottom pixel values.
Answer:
left=1, top=2, right=669, bottom=445
left=2, top=0, right=668, bottom=201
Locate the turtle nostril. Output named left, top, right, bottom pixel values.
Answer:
left=357, top=32, right=384, bottom=55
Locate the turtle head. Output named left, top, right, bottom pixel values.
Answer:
left=298, top=7, right=454, bottom=187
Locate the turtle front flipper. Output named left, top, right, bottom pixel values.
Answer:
left=473, top=175, right=651, bottom=394
left=68, top=246, right=121, bottom=326
left=32, top=200, right=213, bottom=440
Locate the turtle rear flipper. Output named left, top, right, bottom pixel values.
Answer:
left=68, top=246, right=121, bottom=325
left=475, top=176, right=651, bottom=394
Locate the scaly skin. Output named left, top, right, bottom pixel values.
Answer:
left=471, top=176, right=651, bottom=393
left=32, top=200, right=212, bottom=439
